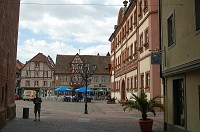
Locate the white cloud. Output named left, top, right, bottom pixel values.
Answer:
left=17, top=39, right=110, bottom=63
left=18, top=0, right=124, bottom=62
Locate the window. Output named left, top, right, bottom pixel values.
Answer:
left=94, top=77, right=98, bottom=83
left=145, top=73, right=150, bottom=88
left=35, top=62, right=39, bottom=68
left=34, top=81, right=39, bottom=86
left=127, top=21, right=129, bottom=34
left=168, top=13, right=175, bottom=46
left=134, top=41, right=137, bottom=53
left=127, top=78, right=129, bottom=89
left=0, top=86, right=5, bottom=103
left=78, top=76, right=82, bottom=82
left=56, top=76, right=58, bottom=80
left=127, top=48, right=129, bottom=58
left=140, top=33, right=143, bottom=47
left=141, top=74, right=144, bottom=88
left=138, top=33, right=144, bottom=53
left=130, top=15, right=133, bottom=30
left=102, top=76, right=106, bottom=83
left=139, top=1, right=143, bottom=19
left=43, top=81, right=47, bottom=86
left=25, top=81, right=30, bottom=87
left=131, top=44, right=133, bottom=55
left=173, top=79, right=185, bottom=127
left=73, top=76, right=77, bottom=81
left=59, top=76, right=62, bottom=81
left=195, top=0, right=200, bottom=30
left=145, top=29, right=149, bottom=43
left=44, top=71, right=48, bottom=77
left=35, top=71, right=39, bottom=77
left=134, top=10, right=137, bottom=26
left=134, top=76, right=138, bottom=88
left=92, top=65, right=96, bottom=70
left=131, top=77, right=133, bottom=89
left=144, top=0, right=148, bottom=14
left=26, top=71, right=29, bottom=77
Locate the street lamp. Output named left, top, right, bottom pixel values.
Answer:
left=78, top=63, right=96, bottom=114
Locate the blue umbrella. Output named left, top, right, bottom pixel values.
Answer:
left=54, top=86, right=72, bottom=92
left=75, top=87, right=93, bottom=93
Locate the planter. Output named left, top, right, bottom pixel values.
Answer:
left=138, top=118, right=153, bottom=132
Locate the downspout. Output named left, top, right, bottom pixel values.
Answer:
left=158, top=0, right=167, bottom=131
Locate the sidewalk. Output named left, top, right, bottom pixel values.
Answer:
left=2, top=100, right=165, bottom=132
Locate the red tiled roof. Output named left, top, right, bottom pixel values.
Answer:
left=30, top=53, right=48, bottom=62
left=55, top=54, right=110, bottom=74
left=16, top=60, right=24, bottom=70
left=25, top=53, right=55, bottom=69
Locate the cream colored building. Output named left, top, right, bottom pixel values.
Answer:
left=109, top=0, right=161, bottom=102
left=20, top=53, right=55, bottom=97
left=160, top=0, right=200, bottom=131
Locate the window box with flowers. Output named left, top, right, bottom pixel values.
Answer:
left=138, top=47, right=143, bottom=53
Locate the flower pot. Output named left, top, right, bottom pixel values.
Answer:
left=138, top=118, right=153, bottom=132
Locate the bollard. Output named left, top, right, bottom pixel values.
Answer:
left=23, top=108, right=29, bottom=119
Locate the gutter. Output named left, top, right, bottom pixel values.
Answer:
left=158, top=0, right=167, bottom=131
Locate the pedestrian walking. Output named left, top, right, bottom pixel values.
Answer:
left=33, top=93, right=42, bottom=121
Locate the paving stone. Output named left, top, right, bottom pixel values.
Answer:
left=2, top=100, right=165, bottom=132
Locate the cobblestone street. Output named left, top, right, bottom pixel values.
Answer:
left=3, top=100, right=164, bottom=132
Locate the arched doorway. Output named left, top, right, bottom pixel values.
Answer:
left=121, top=79, right=125, bottom=101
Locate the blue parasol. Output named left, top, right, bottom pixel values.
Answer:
left=54, top=86, right=72, bottom=92
left=75, top=87, right=93, bottom=93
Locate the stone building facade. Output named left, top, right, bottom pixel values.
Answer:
left=0, top=0, right=20, bottom=129
left=109, top=0, right=161, bottom=101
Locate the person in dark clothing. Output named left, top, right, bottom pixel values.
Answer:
left=33, top=93, right=42, bottom=121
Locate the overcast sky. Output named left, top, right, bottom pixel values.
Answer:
left=17, top=0, right=124, bottom=63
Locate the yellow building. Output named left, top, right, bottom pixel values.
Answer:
left=160, top=0, right=200, bottom=131
left=109, top=0, right=161, bottom=102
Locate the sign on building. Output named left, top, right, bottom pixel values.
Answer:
left=151, top=53, right=161, bottom=65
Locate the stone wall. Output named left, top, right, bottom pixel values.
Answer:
left=0, top=0, right=20, bottom=129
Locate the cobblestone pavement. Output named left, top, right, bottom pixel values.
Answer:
left=2, top=100, right=165, bottom=132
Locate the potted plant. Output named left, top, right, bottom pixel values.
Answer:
left=122, top=89, right=164, bottom=132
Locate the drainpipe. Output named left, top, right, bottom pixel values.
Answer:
left=158, top=0, right=167, bottom=131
